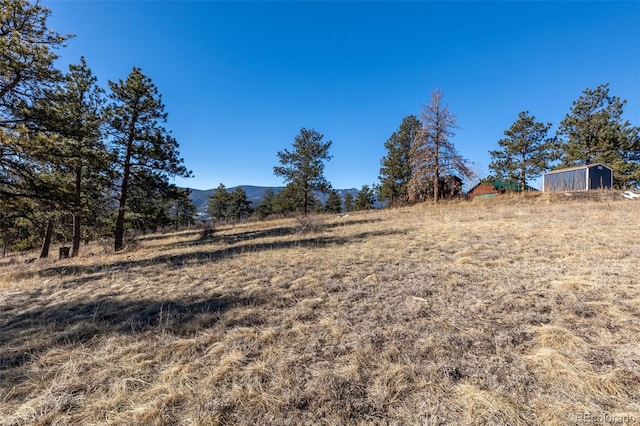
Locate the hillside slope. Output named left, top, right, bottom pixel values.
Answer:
left=1, top=195, right=639, bottom=425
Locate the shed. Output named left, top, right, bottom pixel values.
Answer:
left=467, top=180, right=537, bottom=199
left=542, top=164, right=613, bottom=192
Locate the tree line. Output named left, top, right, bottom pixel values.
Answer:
left=206, top=183, right=373, bottom=221
left=252, top=82, right=638, bottom=219
left=206, top=129, right=376, bottom=222
left=379, top=85, right=639, bottom=206
left=1, top=0, right=193, bottom=257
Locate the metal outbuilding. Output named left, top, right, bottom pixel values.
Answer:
left=542, top=164, right=613, bottom=192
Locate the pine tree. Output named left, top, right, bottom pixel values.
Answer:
left=379, top=115, right=420, bottom=206
left=343, top=192, right=354, bottom=212
left=274, top=128, right=332, bottom=216
left=105, top=67, right=191, bottom=251
left=207, top=183, right=231, bottom=222
left=409, top=89, right=473, bottom=203
left=557, top=83, right=640, bottom=188
left=324, top=190, right=342, bottom=213
left=1, top=0, right=71, bottom=205
left=125, top=171, right=176, bottom=233
left=229, top=187, right=252, bottom=220
left=489, top=111, right=553, bottom=192
left=0, top=2, right=85, bottom=257
left=272, top=183, right=303, bottom=215
left=0, top=197, right=43, bottom=253
left=354, top=185, right=375, bottom=211
left=254, top=188, right=276, bottom=219
left=1, top=0, right=71, bottom=128
left=32, top=58, right=111, bottom=256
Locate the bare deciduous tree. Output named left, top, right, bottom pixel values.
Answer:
left=409, top=89, right=473, bottom=203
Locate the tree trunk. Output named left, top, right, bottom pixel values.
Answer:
left=39, top=218, right=54, bottom=259
left=72, top=213, right=81, bottom=257
left=114, top=200, right=127, bottom=252
left=71, top=167, right=82, bottom=257
left=433, top=140, right=440, bottom=204
left=115, top=130, right=134, bottom=252
left=114, top=158, right=131, bottom=252
left=521, top=152, right=526, bottom=192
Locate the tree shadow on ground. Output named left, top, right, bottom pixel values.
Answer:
left=134, top=229, right=203, bottom=242
left=178, top=218, right=384, bottom=249
left=0, top=292, right=262, bottom=379
left=180, top=225, right=300, bottom=248
left=22, top=228, right=402, bottom=286
left=1, top=226, right=402, bottom=378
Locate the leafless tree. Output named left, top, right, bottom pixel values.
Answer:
left=409, top=89, right=474, bottom=203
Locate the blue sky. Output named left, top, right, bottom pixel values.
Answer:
left=43, top=1, right=639, bottom=191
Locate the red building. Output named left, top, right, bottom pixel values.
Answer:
left=467, top=180, right=538, bottom=199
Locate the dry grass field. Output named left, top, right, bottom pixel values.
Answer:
left=1, top=192, right=639, bottom=425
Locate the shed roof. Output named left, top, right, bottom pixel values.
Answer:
left=544, top=163, right=612, bottom=175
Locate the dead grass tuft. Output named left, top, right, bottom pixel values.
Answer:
left=295, top=214, right=327, bottom=234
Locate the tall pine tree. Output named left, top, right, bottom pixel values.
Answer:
left=33, top=58, right=111, bottom=256
left=1, top=0, right=71, bottom=199
left=489, top=111, right=553, bottom=192
left=105, top=67, right=191, bottom=251
left=379, top=115, right=420, bottom=206
left=556, top=83, right=640, bottom=188
left=1, top=1, right=75, bottom=257
left=274, top=128, right=332, bottom=216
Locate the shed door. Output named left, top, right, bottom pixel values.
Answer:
left=588, top=166, right=612, bottom=189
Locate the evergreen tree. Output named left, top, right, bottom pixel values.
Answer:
left=105, top=67, right=191, bottom=251
left=207, top=183, right=231, bottom=222
left=409, top=89, right=473, bottom=203
left=271, top=183, right=302, bottom=215
left=1, top=0, right=72, bottom=234
left=0, top=3, right=95, bottom=257
left=557, top=83, right=640, bottom=188
left=32, top=58, right=111, bottom=256
left=379, top=115, right=420, bottom=206
left=343, top=192, right=354, bottom=212
left=354, top=185, right=375, bottom=211
left=0, top=197, right=43, bottom=253
left=324, top=190, right=342, bottom=213
left=489, top=111, right=553, bottom=191
left=125, top=171, right=177, bottom=233
left=1, top=0, right=71, bottom=128
left=254, top=188, right=276, bottom=219
left=229, top=187, right=252, bottom=220
left=274, top=128, right=332, bottom=216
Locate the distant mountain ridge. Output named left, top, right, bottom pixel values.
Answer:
left=185, top=185, right=360, bottom=219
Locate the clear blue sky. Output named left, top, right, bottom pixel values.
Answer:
left=43, top=1, right=639, bottom=191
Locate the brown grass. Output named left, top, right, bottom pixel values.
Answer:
left=1, top=193, right=639, bottom=425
